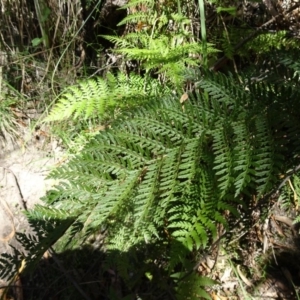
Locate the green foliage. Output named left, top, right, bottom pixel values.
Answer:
left=3, top=55, right=300, bottom=297
left=45, top=72, right=169, bottom=122
left=241, top=31, right=300, bottom=56
left=278, top=52, right=300, bottom=77
left=0, top=96, right=18, bottom=143
left=0, top=82, right=23, bottom=143
left=283, top=181, right=300, bottom=212
left=175, top=272, right=217, bottom=299
left=45, top=83, right=253, bottom=254
left=102, top=0, right=219, bottom=87
left=103, top=32, right=216, bottom=87
left=278, top=171, right=300, bottom=217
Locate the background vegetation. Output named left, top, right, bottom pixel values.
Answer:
left=1, top=0, right=300, bottom=299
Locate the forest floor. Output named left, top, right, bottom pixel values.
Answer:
left=0, top=123, right=64, bottom=299
left=205, top=198, right=300, bottom=299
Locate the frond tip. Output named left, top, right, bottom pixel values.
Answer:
left=44, top=77, right=114, bottom=121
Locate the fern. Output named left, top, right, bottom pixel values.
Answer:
left=109, top=34, right=218, bottom=86
left=175, top=272, right=217, bottom=300
left=243, top=31, right=300, bottom=55
left=31, top=70, right=300, bottom=250
left=3, top=63, right=300, bottom=297
left=232, top=118, right=255, bottom=196
left=279, top=171, right=300, bottom=213
left=45, top=72, right=169, bottom=122
left=102, top=2, right=220, bottom=87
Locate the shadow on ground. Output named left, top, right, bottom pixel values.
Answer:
left=5, top=242, right=176, bottom=300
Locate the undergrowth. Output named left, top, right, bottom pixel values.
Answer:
left=2, top=60, right=300, bottom=298
left=1, top=1, right=300, bottom=299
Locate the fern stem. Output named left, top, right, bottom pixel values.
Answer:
left=198, top=0, right=207, bottom=67
left=176, top=0, right=181, bottom=14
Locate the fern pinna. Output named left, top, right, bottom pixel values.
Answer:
left=44, top=72, right=169, bottom=122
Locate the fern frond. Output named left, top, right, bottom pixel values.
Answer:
left=45, top=76, right=113, bottom=121
left=279, top=53, right=300, bottom=76
left=13, top=67, right=300, bottom=291
left=212, top=122, right=234, bottom=197
left=254, top=115, right=278, bottom=195
left=121, top=0, right=154, bottom=10
left=232, top=119, right=255, bottom=196
left=175, top=272, right=217, bottom=300
left=117, top=12, right=149, bottom=26
left=42, top=70, right=298, bottom=251
left=44, top=72, right=168, bottom=122
left=99, top=35, right=132, bottom=48
left=245, top=31, right=300, bottom=55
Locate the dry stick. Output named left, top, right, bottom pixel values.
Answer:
left=276, top=164, right=300, bottom=193
left=0, top=42, right=71, bottom=67
left=210, top=3, right=300, bottom=72
left=252, top=163, right=300, bottom=207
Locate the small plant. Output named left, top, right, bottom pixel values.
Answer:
left=0, top=93, right=20, bottom=145
left=102, top=0, right=219, bottom=87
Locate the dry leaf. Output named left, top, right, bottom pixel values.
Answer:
left=237, top=265, right=252, bottom=287
left=220, top=267, right=232, bottom=282
left=180, top=93, right=188, bottom=103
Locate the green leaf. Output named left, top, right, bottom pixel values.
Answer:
left=217, top=6, right=237, bottom=16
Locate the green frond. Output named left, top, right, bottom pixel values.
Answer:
left=121, top=0, right=154, bottom=10
left=171, top=12, right=191, bottom=25
left=195, top=71, right=246, bottom=110
left=221, top=30, right=234, bottom=59
left=10, top=64, right=300, bottom=296
left=279, top=53, right=300, bottom=75
left=99, top=35, right=132, bottom=48
left=232, top=119, right=255, bottom=196
left=40, top=70, right=299, bottom=251
left=117, top=12, right=149, bottom=26
left=254, top=115, right=280, bottom=195
left=212, top=121, right=234, bottom=197
left=175, top=273, right=217, bottom=300
left=103, top=26, right=218, bottom=87
left=44, top=76, right=113, bottom=121
left=44, top=72, right=168, bottom=122
left=246, top=31, right=300, bottom=55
